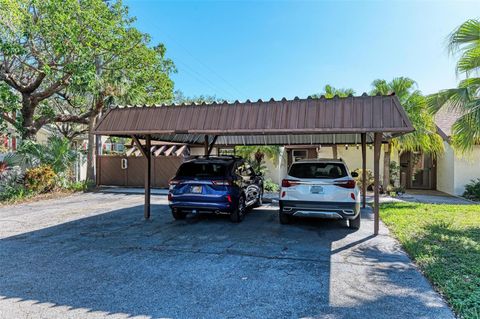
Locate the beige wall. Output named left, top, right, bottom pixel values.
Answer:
left=453, top=145, right=480, bottom=196
left=436, top=143, right=480, bottom=196
left=436, top=142, right=455, bottom=195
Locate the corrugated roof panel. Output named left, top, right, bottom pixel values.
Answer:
left=95, top=95, right=414, bottom=143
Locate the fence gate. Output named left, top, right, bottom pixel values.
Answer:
left=97, top=155, right=183, bottom=188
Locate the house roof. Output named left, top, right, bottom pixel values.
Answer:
left=435, top=104, right=463, bottom=138
left=94, top=94, right=414, bottom=145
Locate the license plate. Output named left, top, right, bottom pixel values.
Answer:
left=191, top=186, right=203, bottom=194
left=310, top=186, right=324, bottom=194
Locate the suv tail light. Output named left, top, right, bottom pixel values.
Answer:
left=169, top=179, right=180, bottom=186
left=212, top=180, right=231, bottom=186
left=282, top=179, right=300, bottom=187
left=334, top=179, right=356, bottom=189
left=169, top=179, right=180, bottom=190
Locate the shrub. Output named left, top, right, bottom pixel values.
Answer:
left=264, top=179, right=279, bottom=192
left=17, top=136, right=78, bottom=174
left=24, top=165, right=57, bottom=193
left=66, top=180, right=95, bottom=192
left=353, top=168, right=374, bottom=191
left=0, top=184, right=31, bottom=202
left=0, top=166, right=24, bottom=201
left=463, top=178, right=480, bottom=201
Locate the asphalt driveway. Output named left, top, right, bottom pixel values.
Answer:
left=0, top=191, right=454, bottom=319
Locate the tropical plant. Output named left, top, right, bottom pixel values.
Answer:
left=17, top=136, right=77, bottom=175
left=24, top=165, right=56, bottom=193
left=427, top=19, right=480, bottom=153
left=353, top=168, right=374, bottom=192
left=311, top=84, right=356, bottom=98
left=463, top=178, right=480, bottom=201
left=263, top=179, right=280, bottom=193
left=370, top=77, right=444, bottom=188
left=235, top=146, right=281, bottom=175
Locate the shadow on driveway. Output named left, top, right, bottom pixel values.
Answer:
left=0, top=193, right=454, bottom=318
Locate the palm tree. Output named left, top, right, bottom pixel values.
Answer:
left=311, top=84, right=356, bottom=98
left=235, top=146, right=281, bottom=175
left=311, top=84, right=356, bottom=158
left=370, top=77, right=443, bottom=189
left=427, top=19, right=480, bottom=153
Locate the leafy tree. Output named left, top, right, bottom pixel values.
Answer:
left=0, top=0, right=132, bottom=139
left=311, top=84, right=356, bottom=99
left=174, top=91, right=223, bottom=104
left=370, top=77, right=443, bottom=188
left=427, top=19, right=480, bottom=153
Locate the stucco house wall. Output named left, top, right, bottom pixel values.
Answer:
left=453, top=145, right=480, bottom=196
left=436, top=142, right=455, bottom=195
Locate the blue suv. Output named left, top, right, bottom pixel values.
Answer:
left=168, top=156, right=263, bottom=223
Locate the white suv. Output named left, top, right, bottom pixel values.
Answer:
left=279, top=159, right=361, bottom=229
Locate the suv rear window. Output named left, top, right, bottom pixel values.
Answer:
left=176, top=162, right=228, bottom=178
left=288, top=162, right=348, bottom=179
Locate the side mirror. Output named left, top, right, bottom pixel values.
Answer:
left=351, top=172, right=359, bottom=178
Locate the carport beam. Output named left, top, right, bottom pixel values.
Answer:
left=132, top=135, right=152, bottom=219
left=373, top=132, right=382, bottom=235
left=361, top=133, right=366, bottom=208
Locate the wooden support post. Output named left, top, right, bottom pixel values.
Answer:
left=204, top=135, right=209, bottom=156
left=373, top=132, right=382, bottom=235
left=144, top=135, right=151, bottom=220
left=361, top=133, right=367, bottom=208
left=332, top=145, right=338, bottom=159
left=131, top=135, right=151, bottom=220
left=207, top=135, right=218, bottom=155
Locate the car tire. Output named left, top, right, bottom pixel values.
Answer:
left=252, top=191, right=263, bottom=208
left=171, top=208, right=187, bottom=220
left=230, top=196, right=246, bottom=223
left=279, top=211, right=292, bottom=224
left=349, top=213, right=361, bottom=229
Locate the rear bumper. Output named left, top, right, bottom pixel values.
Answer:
left=170, top=200, right=233, bottom=213
left=279, top=200, right=360, bottom=220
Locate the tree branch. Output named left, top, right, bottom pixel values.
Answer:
left=31, top=73, right=71, bottom=102
left=0, top=112, right=16, bottom=126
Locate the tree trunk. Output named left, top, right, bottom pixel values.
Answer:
left=383, top=142, right=392, bottom=191
left=20, top=95, right=38, bottom=140
left=86, top=113, right=97, bottom=182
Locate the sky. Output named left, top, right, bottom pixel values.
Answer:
left=124, top=0, right=480, bottom=101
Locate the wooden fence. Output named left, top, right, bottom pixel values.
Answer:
left=96, top=155, right=183, bottom=188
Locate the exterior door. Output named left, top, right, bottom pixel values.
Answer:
left=399, top=152, right=436, bottom=190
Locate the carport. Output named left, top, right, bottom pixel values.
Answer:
left=94, top=94, right=414, bottom=235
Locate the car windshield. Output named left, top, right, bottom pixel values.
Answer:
left=176, top=162, right=228, bottom=178
left=288, top=162, right=348, bottom=179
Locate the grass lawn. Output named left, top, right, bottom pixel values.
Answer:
left=380, top=202, right=480, bottom=319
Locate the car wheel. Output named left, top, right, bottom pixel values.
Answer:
left=252, top=191, right=263, bottom=208
left=279, top=204, right=292, bottom=224
left=349, top=213, right=361, bottom=229
left=230, top=196, right=246, bottom=223
left=171, top=208, right=187, bottom=220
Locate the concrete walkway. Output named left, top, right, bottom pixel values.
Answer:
left=0, top=192, right=454, bottom=319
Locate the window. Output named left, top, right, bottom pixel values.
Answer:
left=218, top=148, right=235, bottom=156
left=288, top=162, right=348, bottom=179
left=292, top=150, right=308, bottom=163
left=177, top=162, right=228, bottom=178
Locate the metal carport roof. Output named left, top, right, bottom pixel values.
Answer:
left=94, top=94, right=414, bottom=145
left=94, top=93, right=414, bottom=235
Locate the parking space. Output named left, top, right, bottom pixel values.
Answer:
left=0, top=192, right=453, bottom=319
